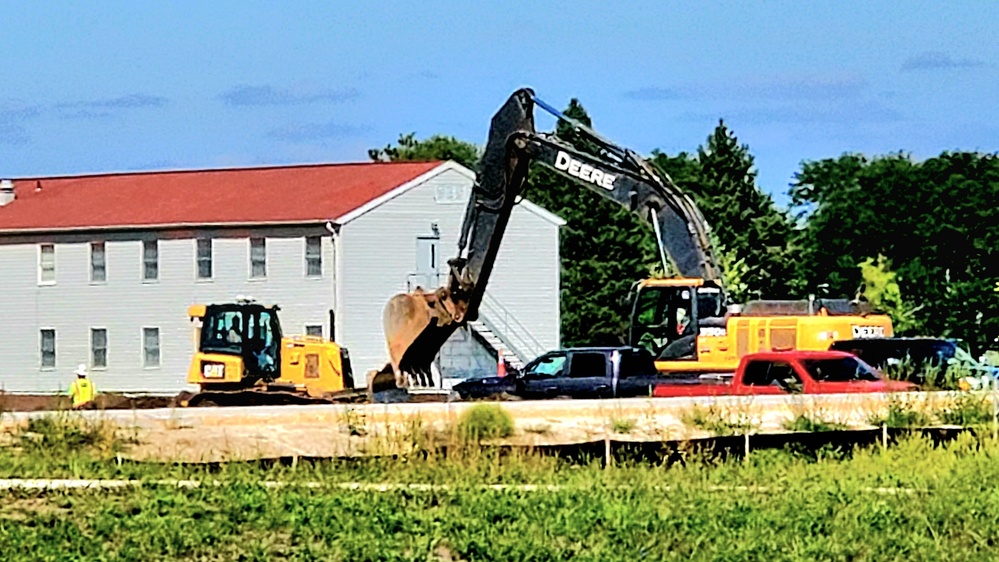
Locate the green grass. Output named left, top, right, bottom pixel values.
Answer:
left=782, top=414, right=848, bottom=433
left=3, top=432, right=999, bottom=560
left=4, top=415, right=999, bottom=559
left=9, top=412, right=999, bottom=559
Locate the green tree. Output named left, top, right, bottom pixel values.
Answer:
left=522, top=100, right=660, bottom=346
left=652, top=121, right=797, bottom=303
left=791, top=151, right=999, bottom=350
left=858, top=254, right=922, bottom=333
left=368, top=133, right=480, bottom=169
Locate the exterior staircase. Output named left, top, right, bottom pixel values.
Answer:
left=467, top=291, right=548, bottom=372
left=468, top=320, right=527, bottom=371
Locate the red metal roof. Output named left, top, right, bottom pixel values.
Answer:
left=0, top=161, right=442, bottom=232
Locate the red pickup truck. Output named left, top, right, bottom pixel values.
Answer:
left=652, top=350, right=917, bottom=397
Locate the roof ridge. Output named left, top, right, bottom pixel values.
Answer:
left=15, top=160, right=443, bottom=182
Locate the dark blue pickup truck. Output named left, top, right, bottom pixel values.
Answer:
left=452, top=346, right=661, bottom=400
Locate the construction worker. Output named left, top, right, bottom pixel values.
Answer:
left=676, top=307, right=691, bottom=336
left=227, top=316, right=243, bottom=344
left=68, top=364, right=96, bottom=409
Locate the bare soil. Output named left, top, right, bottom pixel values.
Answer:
left=0, top=388, right=451, bottom=412
left=0, top=393, right=175, bottom=412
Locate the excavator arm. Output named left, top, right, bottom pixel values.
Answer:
left=372, top=88, right=723, bottom=393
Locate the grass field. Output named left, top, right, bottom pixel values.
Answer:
left=3, top=412, right=999, bottom=560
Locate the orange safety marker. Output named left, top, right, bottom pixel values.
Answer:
left=497, top=349, right=507, bottom=377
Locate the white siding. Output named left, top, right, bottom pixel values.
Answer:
left=0, top=229, right=334, bottom=393
left=488, top=204, right=562, bottom=353
left=338, top=167, right=562, bottom=377
left=0, top=162, right=562, bottom=392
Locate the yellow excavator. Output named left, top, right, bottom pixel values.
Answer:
left=371, top=88, right=893, bottom=394
left=180, top=299, right=358, bottom=406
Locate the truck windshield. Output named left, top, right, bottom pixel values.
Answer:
left=802, top=358, right=880, bottom=382
left=527, top=354, right=566, bottom=377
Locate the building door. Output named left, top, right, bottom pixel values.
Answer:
left=413, top=235, right=440, bottom=290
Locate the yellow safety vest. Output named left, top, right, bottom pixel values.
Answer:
left=69, top=378, right=95, bottom=407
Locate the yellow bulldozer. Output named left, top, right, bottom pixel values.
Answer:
left=179, top=299, right=359, bottom=406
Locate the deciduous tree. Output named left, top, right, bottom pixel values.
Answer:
left=368, top=133, right=480, bottom=170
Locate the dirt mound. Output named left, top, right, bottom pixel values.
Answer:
left=0, top=393, right=175, bottom=412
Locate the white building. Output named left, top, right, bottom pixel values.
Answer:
left=0, top=161, right=563, bottom=393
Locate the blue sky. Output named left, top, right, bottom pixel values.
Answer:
left=3, top=1, right=996, bottom=205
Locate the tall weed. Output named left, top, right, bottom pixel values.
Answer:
left=455, top=403, right=514, bottom=442
left=939, top=392, right=995, bottom=426
left=867, top=395, right=930, bottom=428
left=682, top=403, right=758, bottom=436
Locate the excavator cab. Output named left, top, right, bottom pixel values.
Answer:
left=629, top=278, right=726, bottom=361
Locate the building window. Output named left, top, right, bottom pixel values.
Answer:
left=38, top=244, right=55, bottom=284
left=143, top=240, right=158, bottom=281
left=143, top=327, right=160, bottom=368
left=90, top=242, right=106, bottom=283
left=91, top=328, right=108, bottom=369
left=250, top=238, right=267, bottom=278
left=305, top=325, right=323, bottom=337
left=305, top=236, right=322, bottom=277
left=197, top=238, right=213, bottom=280
left=40, top=329, right=56, bottom=369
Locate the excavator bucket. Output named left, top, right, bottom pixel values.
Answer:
left=385, top=291, right=436, bottom=379
left=371, top=89, right=537, bottom=398
left=369, top=285, right=465, bottom=397
left=368, top=290, right=434, bottom=394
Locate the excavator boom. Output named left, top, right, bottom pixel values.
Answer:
left=372, top=88, right=722, bottom=394
left=374, top=90, right=537, bottom=392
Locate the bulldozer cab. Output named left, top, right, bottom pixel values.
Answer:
left=629, top=279, right=725, bottom=361
left=200, top=303, right=283, bottom=383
